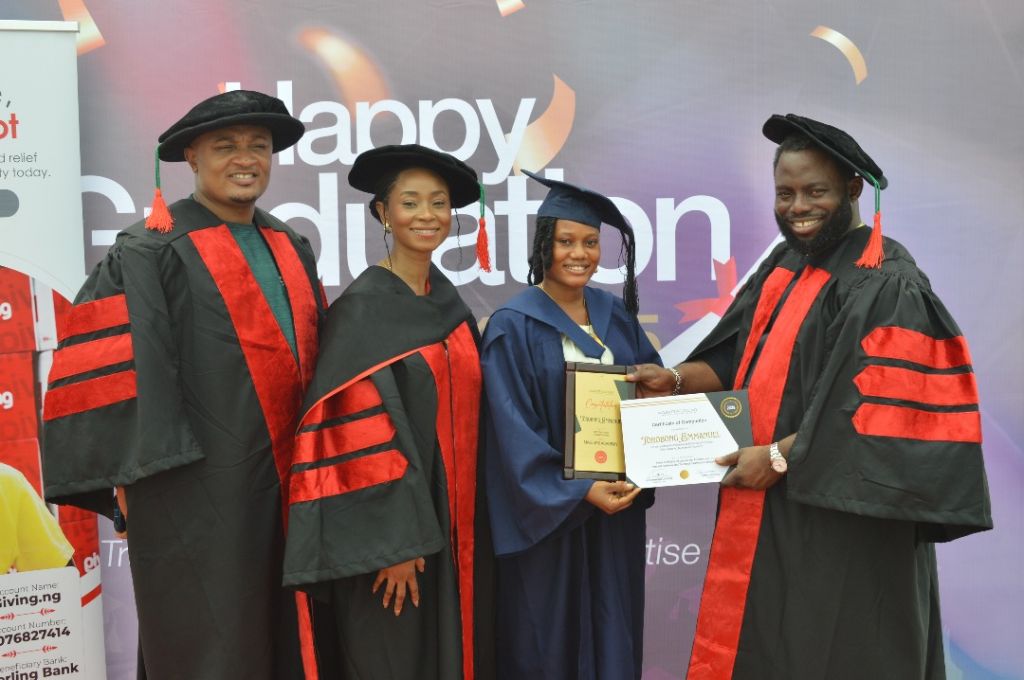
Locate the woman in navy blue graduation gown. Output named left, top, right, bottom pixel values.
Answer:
left=480, top=171, right=661, bottom=679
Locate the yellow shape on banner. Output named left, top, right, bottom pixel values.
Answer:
left=811, top=25, right=868, bottom=84
left=58, top=0, right=105, bottom=55
left=497, top=0, right=526, bottom=17
left=511, top=74, right=576, bottom=175
left=299, top=28, right=390, bottom=108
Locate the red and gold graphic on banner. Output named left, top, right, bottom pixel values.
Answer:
left=496, top=0, right=526, bottom=17
left=57, top=0, right=105, bottom=55
left=810, top=26, right=868, bottom=84
left=298, top=28, right=389, bottom=109
left=512, top=75, right=576, bottom=174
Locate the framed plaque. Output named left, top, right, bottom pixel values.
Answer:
left=563, top=362, right=635, bottom=481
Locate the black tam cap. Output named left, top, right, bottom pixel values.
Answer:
left=157, top=90, right=305, bottom=162
left=349, top=144, right=480, bottom=221
left=523, top=169, right=639, bottom=314
left=349, top=144, right=491, bottom=271
left=764, top=113, right=888, bottom=268
left=762, top=113, right=886, bottom=190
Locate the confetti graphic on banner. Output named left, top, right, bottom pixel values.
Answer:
left=810, top=25, right=867, bottom=84
left=511, top=75, right=576, bottom=174
left=496, top=0, right=526, bottom=17
left=675, top=258, right=737, bottom=323
left=57, top=0, right=105, bottom=55
left=298, top=28, right=390, bottom=108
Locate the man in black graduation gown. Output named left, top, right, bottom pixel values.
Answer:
left=631, top=114, right=992, bottom=680
left=41, top=90, right=326, bottom=680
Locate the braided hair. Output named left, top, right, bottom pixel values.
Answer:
left=527, top=216, right=639, bottom=316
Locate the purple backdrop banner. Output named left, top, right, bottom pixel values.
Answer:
left=6, top=1, right=1023, bottom=678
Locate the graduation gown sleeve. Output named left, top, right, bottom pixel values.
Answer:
left=480, top=309, right=596, bottom=556
left=283, top=364, right=448, bottom=587
left=786, top=264, right=992, bottom=541
left=42, top=233, right=203, bottom=516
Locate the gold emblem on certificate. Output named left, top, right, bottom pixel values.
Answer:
left=563, top=363, right=635, bottom=480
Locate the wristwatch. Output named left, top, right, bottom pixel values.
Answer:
left=768, top=441, right=788, bottom=473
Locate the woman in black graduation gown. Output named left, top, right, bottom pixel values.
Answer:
left=282, top=145, right=494, bottom=679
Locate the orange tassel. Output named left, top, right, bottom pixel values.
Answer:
left=476, top=216, right=492, bottom=272
left=145, top=188, right=174, bottom=233
left=854, top=211, right=884, bottom=268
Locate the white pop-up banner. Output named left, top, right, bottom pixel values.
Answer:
left=0, top=21, right=86, bottom=300
left=0, top=19, right=104, bottom=680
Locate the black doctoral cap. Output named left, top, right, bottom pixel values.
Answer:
left=157, top=89, right=305, bottom=162
left=349, top=144, right=491, bottom=271
left=763, top=113, right=887, bottom=268
left=522, top=169, right=639, bottom=314
left=145, top=90, right=305, bottom=233
left=763, top=113, right=886, bottom=190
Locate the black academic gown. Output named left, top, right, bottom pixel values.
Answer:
left=283, top=264, right=495, bottom=680
left=686, top=227, right=992, bottom=680
left=42, top=199, right=325, bottom=680
left=480, top=286, right=661, bottom=680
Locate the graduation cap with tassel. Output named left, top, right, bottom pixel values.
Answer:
left=521, top=169, right=640, bottom=315
left=763, top=113, right=888, bottom=268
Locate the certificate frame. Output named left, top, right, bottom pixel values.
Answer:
left=563, top=362, right=635, bottom=481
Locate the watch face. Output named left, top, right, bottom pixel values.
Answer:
left=771, top=458, right=788, bottom=474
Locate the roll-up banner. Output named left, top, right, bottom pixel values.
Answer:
left=0, top=19, right=105, bottom=680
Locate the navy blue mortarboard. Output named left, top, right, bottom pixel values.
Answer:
left=523, top=169, right=639, bottom=314
left=523, top=170, right=632, bottom=233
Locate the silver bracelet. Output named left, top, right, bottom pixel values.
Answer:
left=668, top=366, right=683, bottom=395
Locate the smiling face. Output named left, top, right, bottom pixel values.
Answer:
left=542, top=219, right=601, bottom=296
left=376, top=167, right=453, bottom=259
left=773, top=147, right=862, bottom=255
left=184, top=124, right=273, bottom=223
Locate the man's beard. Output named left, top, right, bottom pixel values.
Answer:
left=775, top=198, right=853, bottom=257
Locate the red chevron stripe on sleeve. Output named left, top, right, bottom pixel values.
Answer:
left=852, top=404, right=981, bottom=443
left=853, top=365, right=978, bottom=406
left=43, top=370, right=137, bottom=420
left=48, top=333, right=133, bottom=382
left=289, top=450, right=408, bottom=503
left=58, top=294, right=129, bottom=342
left=303, top=378, right=383, bottom=427
left=294, top=412, right=396, bottom=465
left=860, top=327, right=972, bottom=369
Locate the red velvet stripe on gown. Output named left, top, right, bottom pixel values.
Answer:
left=688, top=266, right=831, bottom=679
left=190, top=225, right=321, bottom=680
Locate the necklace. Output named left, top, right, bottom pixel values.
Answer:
left=537, top=284, right=604, bottom=346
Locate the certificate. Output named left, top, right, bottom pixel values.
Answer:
left=563, top=363, right=635, bottom=481
left=619, top=390, right=752, bottom=487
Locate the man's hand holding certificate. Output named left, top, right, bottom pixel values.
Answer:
left=620, top=390, right=753, bottom=487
